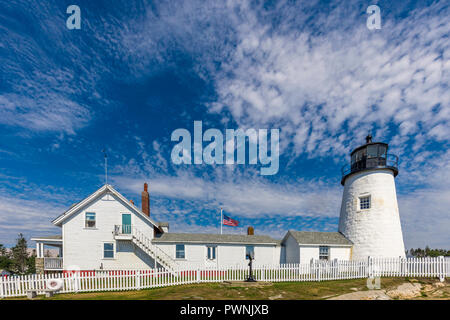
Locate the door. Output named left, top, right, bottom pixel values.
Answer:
left=122, top=214, right=131, bottom=234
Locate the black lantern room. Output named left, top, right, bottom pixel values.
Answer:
left=341, top=134, right=399, bottom=185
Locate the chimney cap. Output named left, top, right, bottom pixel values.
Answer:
left=144, top=182, right=148, bottom=192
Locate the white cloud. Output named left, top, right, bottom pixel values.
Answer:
left=400, top=189, right=450, bottom=249
left=0, top=93, right=90, bottom=135
left=0, top=2, right=115, bottom=135
left=0, top=195, right=64, bottom=245
left=113, top=167, right=341, bottom=218
left=397, top=150, right=450, bottom=248
left=209, top=1, right=449, bottom=161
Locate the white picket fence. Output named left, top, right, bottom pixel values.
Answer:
left=0, top=257, right=448, bottom=298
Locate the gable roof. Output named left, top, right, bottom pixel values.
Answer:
left=52, top=184, right=159, bottom=228
left=283, top=230, right=353, bottom=246
left=152, top=233, right=279, bottom=245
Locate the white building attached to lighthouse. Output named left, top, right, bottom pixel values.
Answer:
left=31, top=135, right=409, bottom=273
left=338, top=135, right=406, bottom=260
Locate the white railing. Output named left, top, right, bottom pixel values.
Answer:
left=369, top=256, right=448, bottom=278
left=114, top=225, right=179, bottom=273
left=44, top=258, right=63, bottom=270
left=0, top=257, right=447, bottom=298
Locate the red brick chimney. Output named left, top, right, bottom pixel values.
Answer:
left=142, top=183, right=150, bottom=217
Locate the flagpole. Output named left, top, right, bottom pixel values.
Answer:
left=102, top=149, right=108, bottom=185
left=220, top=208, right=223, bottom=235
left=105, top=154, right=108, bottom=185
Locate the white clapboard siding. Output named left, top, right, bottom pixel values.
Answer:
left=0, top=257, right=447, bottom=298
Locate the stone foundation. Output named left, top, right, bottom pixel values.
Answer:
left=35, top=258, right=44, bottom=274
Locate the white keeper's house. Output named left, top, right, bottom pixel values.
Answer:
left=32, top=135, right=406, bottom=273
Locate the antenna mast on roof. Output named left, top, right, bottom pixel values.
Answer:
left=102, top=149, right=108, bottom=185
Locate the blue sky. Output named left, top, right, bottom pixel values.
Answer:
left=0, top=0, right=449, bottom=248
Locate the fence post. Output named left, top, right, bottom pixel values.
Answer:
left=136, top=270, right=141, bottom=290
left=367, top=256, right=372, bottom=278
left=0, top=276, right=3, bottom=298
left=439, top=256, right=445, bottom=282
left=74, top=272, right=80, bottom=293
left=196, top=268, right=200, bottom=283
left=317, top=261, right=321, bottom=282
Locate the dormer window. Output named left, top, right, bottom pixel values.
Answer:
left=85, top=212, right=96, bottom=228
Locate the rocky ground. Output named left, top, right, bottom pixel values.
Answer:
left=329, top=278, right=449, bottom=300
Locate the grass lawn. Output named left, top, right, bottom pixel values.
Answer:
left=6, top=277, right=435, bottom=300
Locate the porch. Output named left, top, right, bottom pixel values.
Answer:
left=30, top=235, right=63, bottom=272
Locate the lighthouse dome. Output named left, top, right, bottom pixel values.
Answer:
left=341, top=134, right=398, bottom=185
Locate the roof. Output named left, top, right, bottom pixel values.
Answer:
left=52, top=184, right=160, bottom=228
left=158, top=222, right=169, bottom=227
left=152, top=233, right=279, bottom=245
left=30, top=235, right=62, bottom=240
left=284, top=231, right=353, bottom=246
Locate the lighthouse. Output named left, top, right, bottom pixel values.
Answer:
left=338, top=135, right=406, bottom=260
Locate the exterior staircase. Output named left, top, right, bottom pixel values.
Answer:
left=114, top=225, right=178, bottom=274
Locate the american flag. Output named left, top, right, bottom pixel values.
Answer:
left=223, top=214, right=239, bottom=227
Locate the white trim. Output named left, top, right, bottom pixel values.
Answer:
left=175, top=244, right=186, bottom=259
left=358, top=194, right=371, bottom=211
left=62, top=223, right=65, bottom=270
left=52, top=184, right=159, bottom=229
left=84, top=211, right=96, bottom=229
left=102, top=241, right=116, bottom=260
left=31, top=238, right=62, bottom=242
left=206, top=245, right=217, bottom=260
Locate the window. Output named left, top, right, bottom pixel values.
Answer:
left=355, top=149, right=366, bottom=162
left=367, top=145, right=378, bottom=158
left=360, top=196, right=371, bottom=210
left=378, top=145, right=387, bottom=158
left=176, top=244, right=185, bottom=259
left=351, top=153, right=356, bottom=165
left=85, top=212, right=96, bottom=228
left=245, top=245, right=254, bottom=260
left=103, top=243, right=114, bottom=259
left=207, top=246, right=216, bottom=260
left=319, top=246, right=329, bottom=260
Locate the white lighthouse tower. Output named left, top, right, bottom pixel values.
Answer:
left=338, top=135, right=406, bottom=260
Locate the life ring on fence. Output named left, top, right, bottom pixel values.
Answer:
left=46, top=278, right=63, bottom=291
